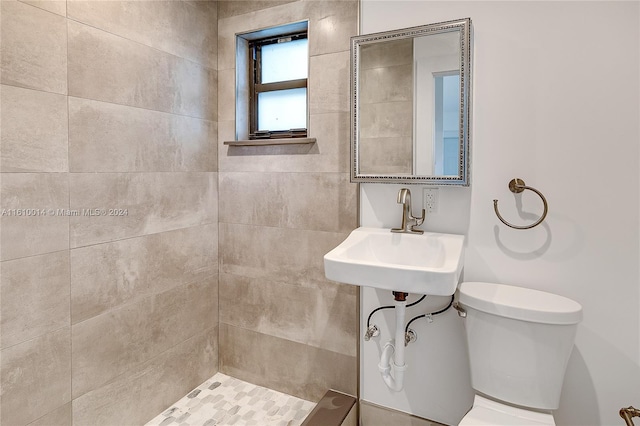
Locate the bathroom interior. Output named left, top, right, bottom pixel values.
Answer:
left=0, top=0, right=639, bottom=425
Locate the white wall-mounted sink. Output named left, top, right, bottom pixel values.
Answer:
left=324, top=227, right=465, bottom=295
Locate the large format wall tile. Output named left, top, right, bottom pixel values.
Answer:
left=28, top=402, right=73, bottom=426
left=217, top=1, right=307, bottom=71
left=218, top=112, right=350, bottom=173
left=72, top=327, right=218, bottom=426
left=220, top=324, right=357, bottom=402
left=71, top=224, right=218, bottom=324
left=68, top=21, right=216, bottom=119
left=217, top=69, right=236, bottom=123
left=219, top=172, right=356, bottom=232
left=360, top=38, right=413, bottom=70
left=27, top=403, right=72, bottom=426
left=307, top=0, right=358, bottom=56
left=219, top=272, right=357, bottom=357
left=67, top=0, right=217, bottom=69
left=1, top=251, right=70, bottom=349
left=359, top=101, right=413, bottom=139
left=0, top=1, right=67, bottom=94
left=1, top=1, right=221, bottom=424
left=20, top=0, right=66, bottom=16
left=217, top=0, right=298, bottom=20
left=1, top=84, right=68, bottom=172
left=359, top=64, right=413, bottom=104
left=359, top=136, right=413, bottom=175
left=0, top=173, right=69, bottom=261
left=0, top=328, right=71, bottom=426
left=69, top=97, right=216, bottom=172
left=219, top=223, right=348, bottom=289
left=309, top=51, right=350, bottom=114
left=72, top=277, right=217, bottom=398
left=69, top=172, right=217, bottom=248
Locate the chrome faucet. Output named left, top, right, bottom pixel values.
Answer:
left=391, top=188, right=425, bottom=234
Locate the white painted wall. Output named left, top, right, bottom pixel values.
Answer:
left=359, top=1, right=640, bottom=425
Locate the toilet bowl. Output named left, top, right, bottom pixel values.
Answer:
left=457, top=282, right=582, bottom=426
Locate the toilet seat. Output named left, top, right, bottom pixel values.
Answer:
left=459, top=395, right=555, bottom=426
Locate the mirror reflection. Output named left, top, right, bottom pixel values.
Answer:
left=352, top=18, right=472, bottom=185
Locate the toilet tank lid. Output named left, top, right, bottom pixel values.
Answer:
left=458, top=282, right=583, bottom=325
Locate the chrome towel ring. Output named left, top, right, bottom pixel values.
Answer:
left=493, top=178, right=548, bottom=230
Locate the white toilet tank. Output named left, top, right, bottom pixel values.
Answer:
left=458, top=282, right=582, bottom=411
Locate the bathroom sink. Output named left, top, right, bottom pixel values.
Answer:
left=324, top=227, right=465, bottom=295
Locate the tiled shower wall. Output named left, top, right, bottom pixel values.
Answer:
left=217, top=0, right=359, bottom=402
left=0, top=1, right=218, bottom=425
left=359, top=39, right=413, bottom=175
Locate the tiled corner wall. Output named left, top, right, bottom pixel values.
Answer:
left=0, top=1, right=218, bottom=425
left=358, top=39, right=413, bottom=175
left=217, top=0, right=359, bottom=402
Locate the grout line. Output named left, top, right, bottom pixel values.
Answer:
left=64, top=14, right=216, bottom=72
left=67, top=94, right=217, bottom=124
left=66, top=11, right=73, bottom=402
left=69, top=221, right=219, bottom=251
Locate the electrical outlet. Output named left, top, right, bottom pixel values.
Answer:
left=423, top=188, right=438, bottom=213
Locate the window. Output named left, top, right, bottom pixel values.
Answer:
left=248, top=29, right=308, bottom=139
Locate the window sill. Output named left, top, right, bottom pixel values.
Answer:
left=224, top=137, right=316, bottom=147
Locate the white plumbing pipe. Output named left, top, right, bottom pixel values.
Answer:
left=377, top=299, right=408, bottom=392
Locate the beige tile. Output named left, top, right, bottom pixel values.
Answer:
left=219, top=172, right=356, bottom=232
left=69, top=97, right=217, bottom=173
left=218, top=119, right=237, bottom=147
left=0, top=328, right=71, bottom=426
left=0, top=0, right=67, bottom=94
left=359, top=101, right=413, bottom=139
left=67, top=0, right=217, bottom=69
left=219, top=223, right=349, bottom=289
left=0, top=173, right=69, bottom=261
left=1, top=84, right=68, bottom=172
left=67, top=21, right=216, bottom=120
left=72, top=327, right=218, bottom=426
left=220, top=324, right=357, bottom=402
left=360, top=63, right=413, bottom=104
left=359, top=136, right=413, bottom=175
left=360, top=38, right=413, bottom=70
left=1, top=251, right=70, bottom=349
left=69, top=172, right=217, bottom=248
left=71, top=224, right=218, bottom=324
left=27, top=403, right=72, bottom=426
left=217, top=0, right=299, bottom=19
left=218, top=68, right=236, bottom=123
left=217, top=24, right=238, bottom=72
left=308, top=112, right=352, bottom=173
left=360, top=401, right=445, bottom=426
left=309, top=51, right=350, bottom=114
left=220, top=272, right=357, bottom=356
left=20, top=0, right=66, bottom=16
left=307, top=0, right=358, bottom=56
left=219, top=112, right=351, bottom=173
left=72, top=277, right=217, bottom=398
left=217, top=1, right=307, bottom=71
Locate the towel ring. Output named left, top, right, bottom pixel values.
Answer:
left=493, top=178, right=548, bottom=230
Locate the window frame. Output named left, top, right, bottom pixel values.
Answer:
left=248, top=31, right=308, bottom=139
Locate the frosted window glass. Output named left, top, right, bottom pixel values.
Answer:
left=258, top=88, right=307, bottom=131
left=261, top=39, right=308, bottom=83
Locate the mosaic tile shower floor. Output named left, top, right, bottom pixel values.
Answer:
left=145, top=373, right=316, bottom=426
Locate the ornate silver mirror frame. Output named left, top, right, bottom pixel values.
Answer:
left=351, top=18, right=472, bottom=185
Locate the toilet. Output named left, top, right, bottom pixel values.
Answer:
left=457, top=282, right=583, bottom=425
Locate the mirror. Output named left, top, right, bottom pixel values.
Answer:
left=351, top=18, right=472, bottom=185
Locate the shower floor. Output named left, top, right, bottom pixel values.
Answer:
left=145, top=373, right=316, bottom=426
